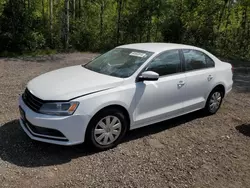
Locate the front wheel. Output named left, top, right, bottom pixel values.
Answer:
left=204, top=90, right=223, bottom=115
left=86, top=108, right=128, bottom=150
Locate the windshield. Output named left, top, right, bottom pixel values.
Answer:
left=84, top=48, right=154, bottom=78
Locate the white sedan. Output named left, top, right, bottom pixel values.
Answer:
left=18, top=43, right=233, bottom=150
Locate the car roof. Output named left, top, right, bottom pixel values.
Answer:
left=117, top=43, right=201, bottom=53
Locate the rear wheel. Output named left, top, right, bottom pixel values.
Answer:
left=86, top=108, right=128, bottom=150
left=204, top=89, right=223, bottom=115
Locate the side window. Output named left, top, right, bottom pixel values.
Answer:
left=183, top=49, right=215, bottom=71
left=146, top=50, right=181, bottom=76
left=183, top=49, right=206, bottom=71
left=206, top=55, right=215, bottom=68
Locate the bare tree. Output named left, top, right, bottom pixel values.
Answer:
left=116, top=0, right=122, bottom=45
left=78, top=0, right=81, bottom=18
left=49, top=0, right=53, bottom=46
left=64, top=0, right=69, bottom=50
left=42, top=0, right=46, bottom=28
left=73, top=0, right=76, bottom=19
left=100, top=0, right=105, bottom=42
left=240, top=3, right=248, bottom=48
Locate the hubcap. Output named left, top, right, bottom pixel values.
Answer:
left=94, top=116, right=122, bottom=146
left=209, top=92, right=222, bottom=112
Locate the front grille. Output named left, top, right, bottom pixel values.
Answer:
left=22, top=88, right=44, bottom=112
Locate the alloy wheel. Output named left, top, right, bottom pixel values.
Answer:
left=209, top=92, right=222, bottom=113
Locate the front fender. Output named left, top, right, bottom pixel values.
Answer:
left=74, top=86, right=136, bottom=124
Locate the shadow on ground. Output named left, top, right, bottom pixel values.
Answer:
left=236, top=124, right=250, bottom=137
left=0, top=111, right=205, bottom=167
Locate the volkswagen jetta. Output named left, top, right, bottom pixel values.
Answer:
left=18, top=43, right=233, bottom=150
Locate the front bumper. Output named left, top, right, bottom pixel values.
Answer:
left=18, top=96, right=91, bottom=146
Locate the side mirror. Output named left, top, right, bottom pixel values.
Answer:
left=138, top=71, right=159, bottom=81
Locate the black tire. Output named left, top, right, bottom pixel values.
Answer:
left=85, top=108, right=128, bottom=151
left=204, top=89, right=223, bottom=115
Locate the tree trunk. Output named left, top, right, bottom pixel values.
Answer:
left=50, top=0, right=53, bottom=46
left=116, top=0, right=122, bottom=45
left=247, top=7, right=250, bottom=40
left=146, top=3, right=154, bottom=42
left=217, top=0, right=229, bottom=31
left=73, top=0, right=76, bottom=19
left=42, top=0, right=46, bottom=28
left=225, top=0, right=233, bottom=29
left=240, top=4, right=248, bottom=48
left=222, top=0, right=233, bottom=48
left=154, top=1, right=161, bottom=41
left=78, top=0, right=81, bottom=18
left=100, top=0, right=104, bottom=43
left=138, top=0, right=142, bottom=42
left=64, top=0, right=69, bottom=50
left=147, top=15, right=151, bottom=42
left=9, top=0, right=16, bottom=38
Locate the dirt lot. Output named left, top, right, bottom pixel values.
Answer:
left=0, top=53, right=250, bottom=188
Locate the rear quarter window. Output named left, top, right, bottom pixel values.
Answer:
left=183, top=49, right=215, bottom=71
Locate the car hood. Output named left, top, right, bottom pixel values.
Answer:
left=27, top=65, right=124, bottom=100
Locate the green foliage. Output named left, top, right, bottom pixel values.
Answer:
left=70, top=20, right=95, bottom=51
left=26, top=31, right=46, bottom=50
left=0, top=0, right=249, bottom=60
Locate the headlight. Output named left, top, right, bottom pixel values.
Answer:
left=39, top=102, right=79, bottom=116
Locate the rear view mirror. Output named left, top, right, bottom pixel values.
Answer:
left=138, top=71, right=159, bottom=81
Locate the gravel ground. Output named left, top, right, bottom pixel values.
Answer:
left=0, top=53, right=250, bottom=188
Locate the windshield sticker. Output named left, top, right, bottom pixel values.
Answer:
left=129, top=52, right=147, bottom=58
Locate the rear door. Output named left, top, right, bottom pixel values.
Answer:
left=181, top=49, right=216, bottom=113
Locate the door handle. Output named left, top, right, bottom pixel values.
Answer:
left=178, top=81, right=185, bottom=88
left=208, top=75, right=213, bottom=81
